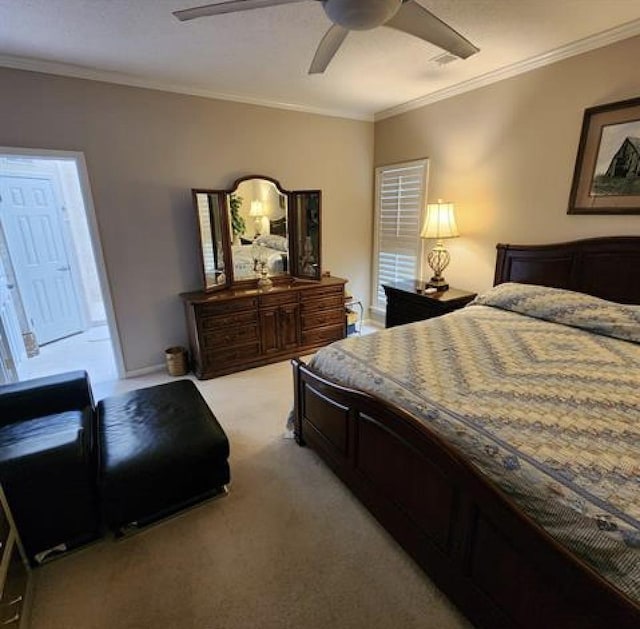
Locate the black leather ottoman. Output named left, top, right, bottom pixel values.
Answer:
left=97, top=380, right=230, bottom=533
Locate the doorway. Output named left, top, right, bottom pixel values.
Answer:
left=0, top=150, right=122, bottom=385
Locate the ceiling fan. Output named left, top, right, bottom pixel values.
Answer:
left=173, top=0, right=479, bottom=74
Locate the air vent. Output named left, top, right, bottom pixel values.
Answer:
left=431, top=52, right=458, bottom=66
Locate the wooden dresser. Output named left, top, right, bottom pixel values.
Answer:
left=181, top=277, right=347, bottom=379
left=0, top=487, right=30, bottom=628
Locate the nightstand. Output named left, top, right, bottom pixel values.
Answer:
left=382, top=280, right=476, bottom=328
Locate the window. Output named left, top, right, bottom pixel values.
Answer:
left=371, top=159, right=429, bottom=313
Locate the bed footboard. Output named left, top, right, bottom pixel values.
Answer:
left=292, top=358, right=640, bottom=629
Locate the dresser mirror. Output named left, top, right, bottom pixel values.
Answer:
left=194, top=190, right=228, bottom=292
left=227, top=177, right=289, bottom=282
left=192, top=176, right=321, bottom=291
left=290, top=191, right=321, bottom=280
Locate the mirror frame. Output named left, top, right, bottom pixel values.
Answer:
left=193, top=188, right=230, bottom=293
left=192, top=175, right=322, bottom=291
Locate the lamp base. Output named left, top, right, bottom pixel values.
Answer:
left=257, top=270, right=273, bottom=291
left=426, top=277, right=449, bottom=292
left=426, top=241, right=451, bottom=293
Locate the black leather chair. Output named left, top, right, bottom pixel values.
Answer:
left=0, top=371, right=101, bottom=561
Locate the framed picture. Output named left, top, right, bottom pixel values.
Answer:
left=568, top=96, right=640, bottom=214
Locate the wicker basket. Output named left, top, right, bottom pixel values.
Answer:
left=165, top=346, right=188, bottom=376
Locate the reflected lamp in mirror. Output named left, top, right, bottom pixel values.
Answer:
left=249, top=200, right=265, bottom=237
left=420, top=199, right=459, bottom=291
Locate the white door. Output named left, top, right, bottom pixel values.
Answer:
left=0, top=175, right=84, bottom=345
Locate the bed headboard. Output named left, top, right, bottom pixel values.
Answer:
left=494, top=236, right=640, bottom=304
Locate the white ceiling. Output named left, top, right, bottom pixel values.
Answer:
left=1, top=0, right=640, bottom=120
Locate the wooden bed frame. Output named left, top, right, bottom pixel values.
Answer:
left=292, top=237, right=640, bottom=629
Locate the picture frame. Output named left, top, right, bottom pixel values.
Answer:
left=568, top=96, right=640, bottom=214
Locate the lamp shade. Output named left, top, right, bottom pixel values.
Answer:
left=249, top=200, right=264, bottom=217
left=420, top=200, right=459, bottom=239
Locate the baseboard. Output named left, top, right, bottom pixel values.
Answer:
left=124, top=363, right=165, bottom=378
left=367, top=310, right=385, bottom=326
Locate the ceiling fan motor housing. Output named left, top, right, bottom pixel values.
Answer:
left=322, top=0, right=403, bottom=30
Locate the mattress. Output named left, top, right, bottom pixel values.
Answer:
left=302, top=283, right=640, bottom=603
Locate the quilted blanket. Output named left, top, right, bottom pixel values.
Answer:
left=304, top=284, right=640, bottom=603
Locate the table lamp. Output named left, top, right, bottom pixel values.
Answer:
left=249, top=200, right=264, bottom=237
left=420, top=199, right=459, bottom=291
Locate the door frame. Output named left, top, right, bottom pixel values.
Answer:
left=0, top=146, right=125, bottom=378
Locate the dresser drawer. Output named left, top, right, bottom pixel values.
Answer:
left=203, top=325, right=258, bottom=349
left=259, top=292, right=298, bottom=307
left=300, top=294, right=344, bottom=313
left=200, top=311, right=258, bottom=330
left=302, top=308, right=345, bottom=330
left=300, top=284, right=344, bottom=300
left=205, top=342, right=261, bottom=365
left=0, top=544, right=27, bottom=627
left=302, top=324, right=344, bottom=347
left=197, top=297, right=258, bottom=317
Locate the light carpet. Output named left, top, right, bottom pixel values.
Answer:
left=30, top=360, right=471, bottom=629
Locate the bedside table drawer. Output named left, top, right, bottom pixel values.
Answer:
left=384, top=284, right=476, bottom=328
left=387, top=295, right=444, bottom=326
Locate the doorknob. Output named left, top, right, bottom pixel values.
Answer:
left=6, top=284, right=14, bottom=290
left=57, top=266, right=70, bottom=272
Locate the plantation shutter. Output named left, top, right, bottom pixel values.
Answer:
left=372, top=160, right=428, bottom=312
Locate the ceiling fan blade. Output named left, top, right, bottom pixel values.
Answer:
left=309, top=24, right=349, bottom=74
left=173, top=0, right=307, bottom=22
left=385, top=0, right=479, bottom=59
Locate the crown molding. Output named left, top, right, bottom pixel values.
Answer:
left=0, top=54, right=373, bottom=122
left=2, top=16, right=639, bottom=126
left=374, top=18, right=640, bottom=121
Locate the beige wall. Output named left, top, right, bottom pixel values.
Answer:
left=375, top=35, right=640, bottom=295
left=0, top=68, right=373, bottom=373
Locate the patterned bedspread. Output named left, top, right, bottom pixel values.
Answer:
left=305, top=283, right=640, bottom=603
left=232, top=244, right=285, bottom=279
